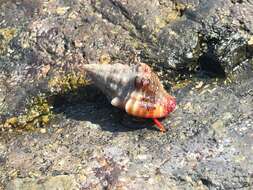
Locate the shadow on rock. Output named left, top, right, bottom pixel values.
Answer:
left=52, top=85, right=158, bottom=133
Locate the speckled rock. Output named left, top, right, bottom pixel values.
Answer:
left=0, top=0, right=253, bottom=189
left=6, top=175, right=78, bottom=190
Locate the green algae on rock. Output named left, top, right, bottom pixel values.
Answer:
left=3, top=72, right=90, bottom=131
left=3, top=95, right=53, bottom=131
left=48, top=73, right=89, bottom=94
left=0, top=28, right=17, bottom=55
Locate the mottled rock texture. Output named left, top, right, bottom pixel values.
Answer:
left=0, top=0, right=252, bottom=189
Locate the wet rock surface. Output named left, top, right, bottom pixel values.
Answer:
left=0, top=0, right=252, bottom=189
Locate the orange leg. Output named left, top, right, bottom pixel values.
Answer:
left=152, top=118, right=167, bottom=132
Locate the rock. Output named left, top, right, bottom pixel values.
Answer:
left=0, top=0, right=252, bottom=122
left=0, top=0, right=252, bottom=189
left=40, top=128, right=46, bottom=134
left=6, top=175, right=78, bottom=190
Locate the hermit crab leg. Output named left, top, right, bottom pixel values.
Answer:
left=152, top=118, right=167, bottom=132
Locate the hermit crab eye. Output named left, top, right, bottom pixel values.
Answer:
left=135, top=76, right=150, bottom=88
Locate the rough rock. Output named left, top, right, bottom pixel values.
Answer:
left=6, top=175, right=78, bottom=190
left=0, top=0, right=252, bottom=189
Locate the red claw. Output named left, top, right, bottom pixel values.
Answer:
left=153, top=118, right=167, bottom=132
